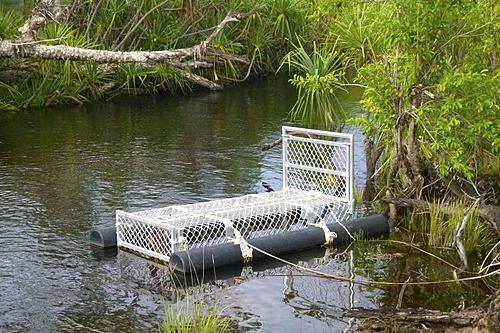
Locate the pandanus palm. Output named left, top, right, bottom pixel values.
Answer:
left=279, top=39, right=349, bottom=130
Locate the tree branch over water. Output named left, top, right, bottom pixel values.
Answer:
left=0, top=0, right=260, bottom=90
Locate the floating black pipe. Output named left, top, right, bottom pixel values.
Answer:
left=170, top=214, right=389, bottom=273
left=170, top=246, right=347, bottom=287
left=90, top=226, right=117, bottom=248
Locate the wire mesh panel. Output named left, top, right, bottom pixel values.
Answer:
left=116, top=126, right=354, bottom=262
left=282, top=126, right=354, bottom=202
left=116, top=211, right=174, bottom=262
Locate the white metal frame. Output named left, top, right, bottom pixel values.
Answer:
left=282, top=126, right=354, bottom=205
left=116, top=126, right=355, bottom=262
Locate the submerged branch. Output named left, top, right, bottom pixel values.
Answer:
left=347, top=307, right=481, bottom=327
left=262, top=137, right=282, bottom=151
left=350, top=290, right=500, bottom=332
left=261, top=131, right=316, bottom=151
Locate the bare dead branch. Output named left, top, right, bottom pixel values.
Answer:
left=201, top=6, right=260, bottom=47
left=396, top=275, right=411, bottom=310
left=453, top=199, right=480, bottom=272
left=262, top=137, right=282, bottom=151
left=173, top=68, right=223, bottom=90
left=84, top=0, right=102, bottom=38
left=454, top=209, right=471, bottom=272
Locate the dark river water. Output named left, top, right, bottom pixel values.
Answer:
left=0, top=78, right=488, bottom=332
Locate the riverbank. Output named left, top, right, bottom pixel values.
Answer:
left=1, top=1, right=498, bottom=331
left=0, top=0, right=315, bottom=110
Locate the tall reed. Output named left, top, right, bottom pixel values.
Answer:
left=403, top=200, right=497, bottom=255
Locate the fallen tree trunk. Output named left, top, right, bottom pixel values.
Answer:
left=1, top=0, right=259, bottom=91
left=0, top=41, right=201, bottom=64
left=0, top=40, right=226, bottom=90
left=1, top=10, right=255, bottom=65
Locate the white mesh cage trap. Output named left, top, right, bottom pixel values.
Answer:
left=116, top=126, right=354, bottom=262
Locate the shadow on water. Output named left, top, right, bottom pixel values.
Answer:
left=0, top=77, right=491, bottom=332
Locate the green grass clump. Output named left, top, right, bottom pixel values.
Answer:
left=160, top=300, right=235, bottom=333
left=0, top=6, right=24, bottom=39
left=404, top=200, right=497, bottom=254
left=427, top=200, right=450, bottom=247
left=353, top=186, right=363, bottom=205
